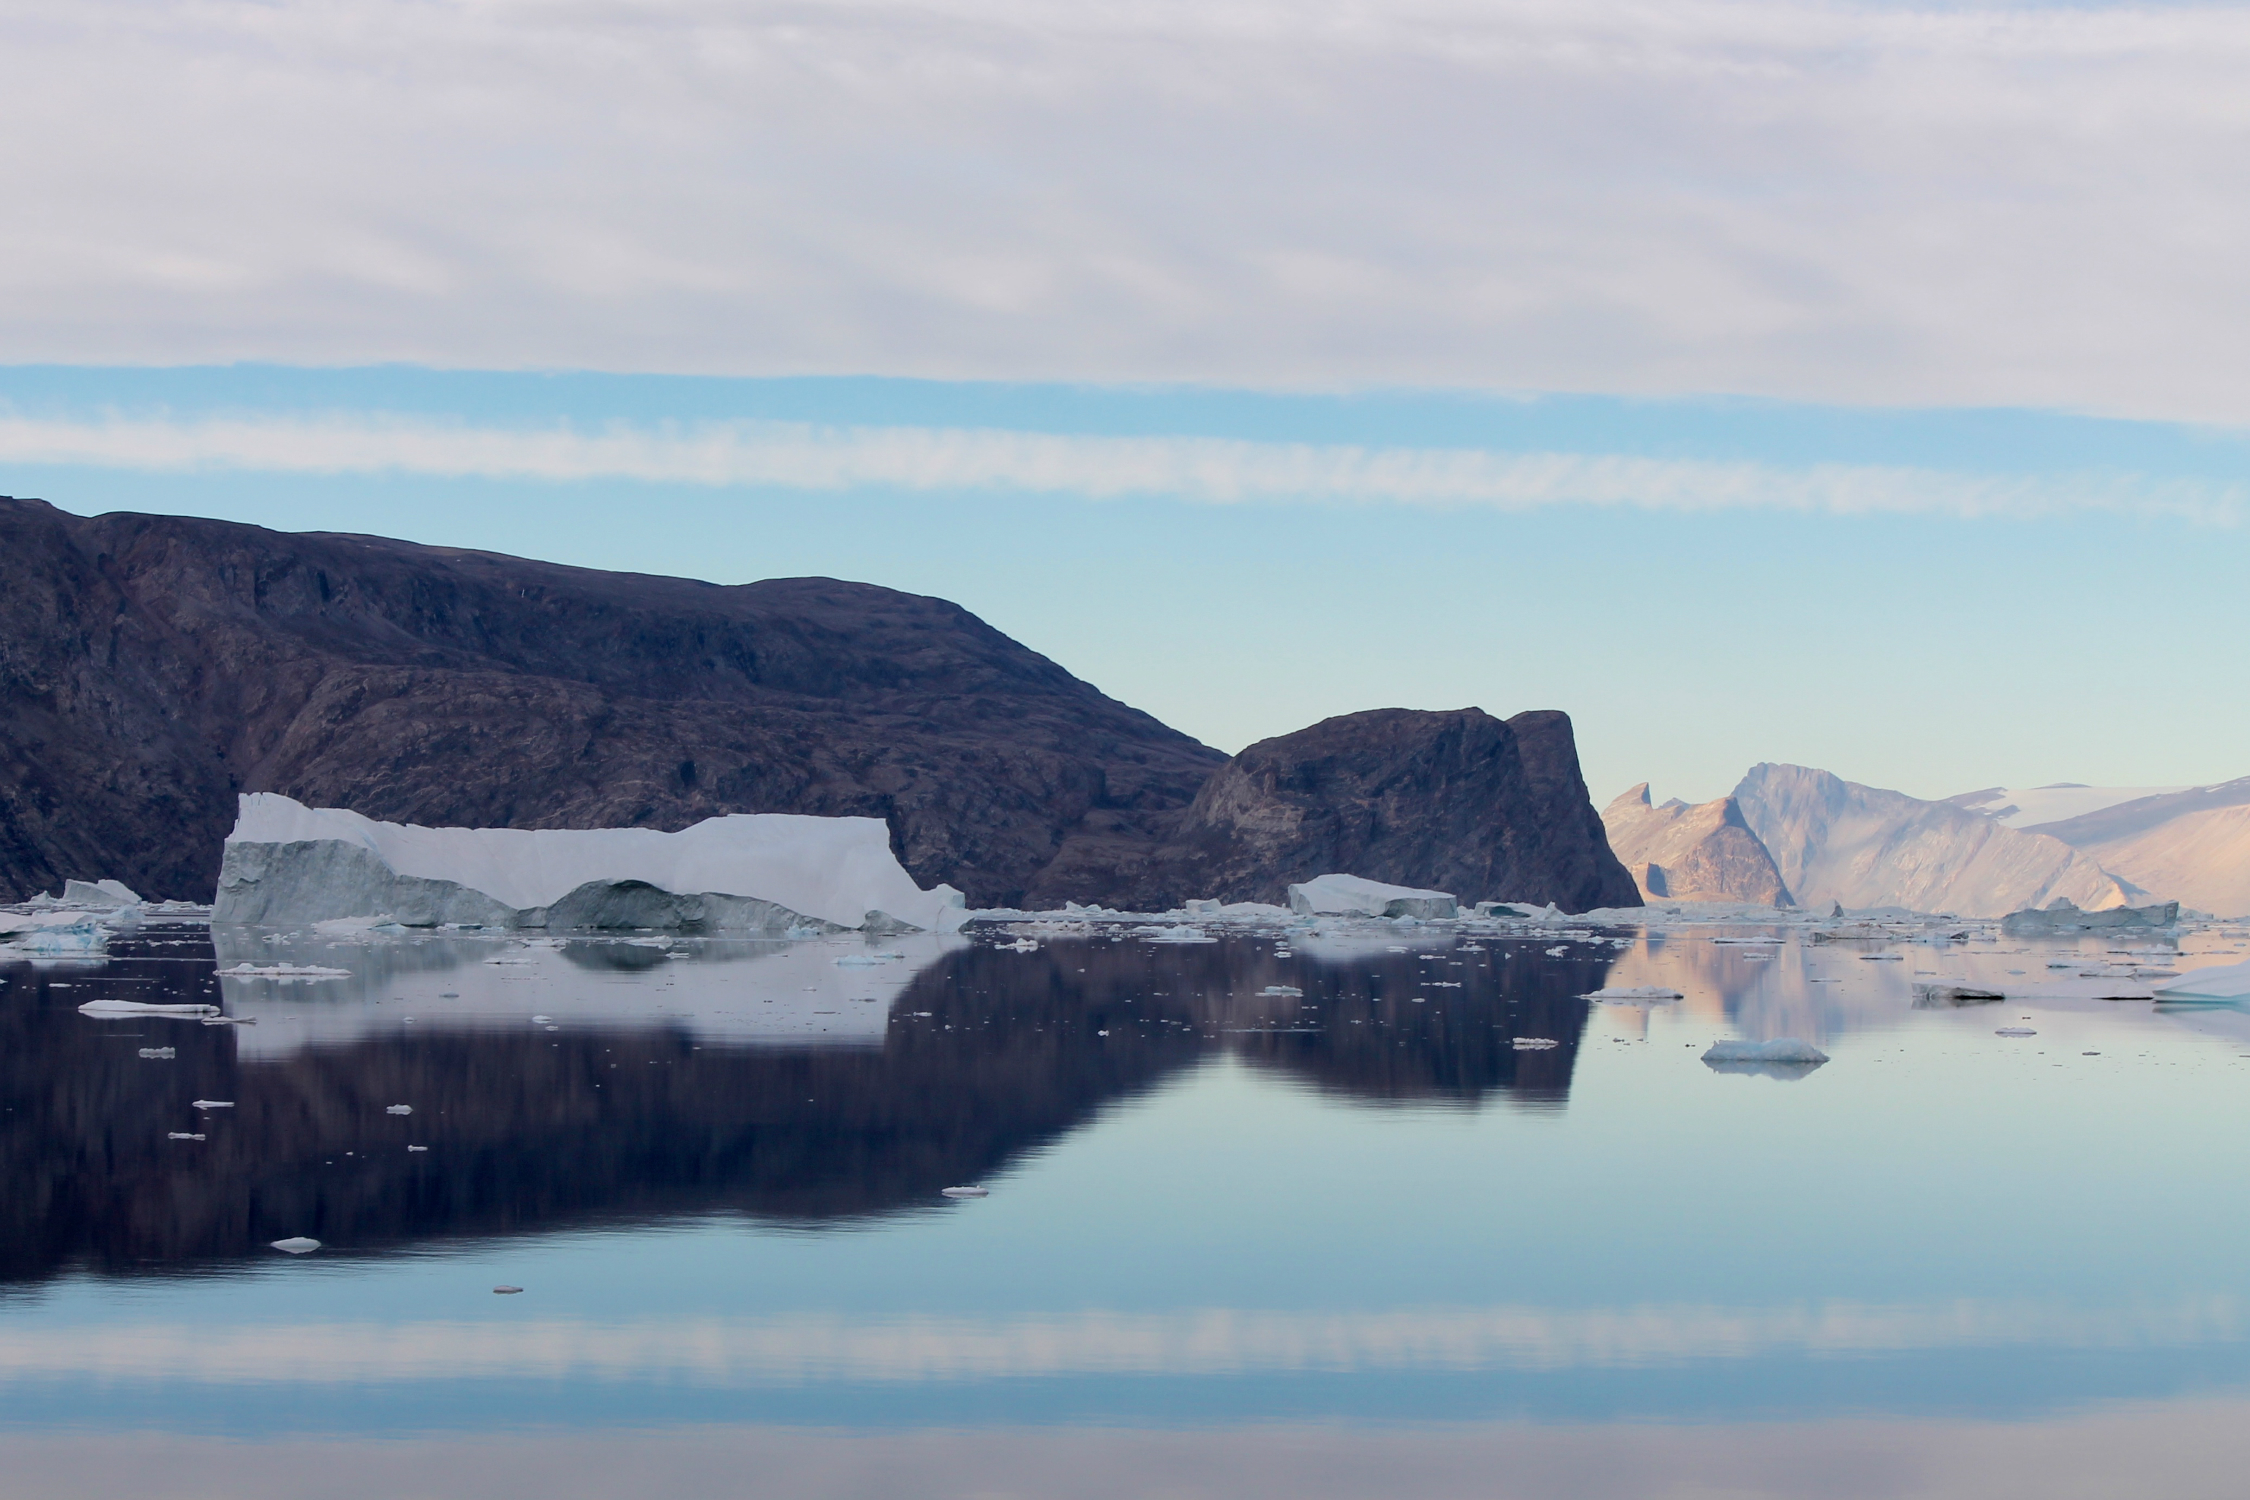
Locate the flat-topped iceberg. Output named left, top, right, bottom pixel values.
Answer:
left=215, top=794, right=965, bottom=934
left=1286, top=874, right=1458, bottom=920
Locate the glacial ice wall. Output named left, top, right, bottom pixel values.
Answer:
left=216, top=795, right=965, bottom=932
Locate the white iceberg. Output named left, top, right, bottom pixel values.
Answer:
left=214, top=793, right=965, bottom=934
left=1703, top=1038, right=1829, bottom=1064
left=1582, top=985, right=1684, bottom=1004
left=61, top=879, right=142, bottom=906
left=1286, top=874, right=1458, bottom=920
left=2152, top=959, right=2250, bottom=1001
left=80, top=1000, right=222, bottom=1019
left=270, top=1237, right=321, bottom=1254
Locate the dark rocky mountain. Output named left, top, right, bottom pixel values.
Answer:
left=1, top=496, right=1633, bottom=912
left=0, top=495, right=1222, bottom=907
left=1106, top=708, right=1640, bottom=912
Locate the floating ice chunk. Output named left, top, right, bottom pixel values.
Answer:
left=1912, top=981, right=2006, bottom=1007
left=2001, top=900, right=2179, bottom=936
left=217, top=963, right=351, bottom=980
left=270, top=1237, right=321, bottom=1254
left=1703, top=1038, right=1828, bottom=1064
left=408, top=1145, right=429, bottom=1152
left=1287, top=874, right=1458, bottom=920
left=1511, top=1037, right=1559, bottom=1050
left=1544, top=946, right=1568, bottom=956
left=192, top=1099, right=234, bottom=1109
left=168, top=1132, right=205, bottom=1141
left=494, top=1286, right=523, bottom=1295
left=138, top=1048, right=176, bottom=1059
left=2152, top=959, right=2250, bottom=1001
left=385, top=1104, right=413, bottom=1115
left=1259, top=985, right=1304, bottom=997
left=834, top=952, right=897, bottom=968
left=941, top=1186, right=989, bottom=1199
left=1996, top=1026, right=2037, bottom=1036
left=81, top=1000, right=221, bottom=1018
left=1143, top=925, right=1216, bottom=944
left=1582, top=986, right=1684, bottom=1004
left=5, top=915, right=113, bottom=955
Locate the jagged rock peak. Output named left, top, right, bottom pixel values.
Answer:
left=1600, top=784, right=1792, bottom=907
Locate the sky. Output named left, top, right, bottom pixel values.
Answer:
left=2, top=0, right=2246, bottom=805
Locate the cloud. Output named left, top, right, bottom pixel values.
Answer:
left=2, top=1, right=2250, bottom=420
left=0, top=410, right=2235, bottom=521
left=0, top=1296, right=2239, bottom=1385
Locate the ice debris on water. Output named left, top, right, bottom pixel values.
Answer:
left=385, top=1105, right=413, bottom=1115
left=138, top=1048, right=175, bottom=1060
left=942, top=1186, right=989, bottom=1199
left=271, top=1238, right=321, bottom=1254
left=1511, top=1037, right=1559, bottom=1050
left=1260, top=985, right=1303, bottom=997
left=192, top=1099, right=233, bottom=1109
left=167, top=1132, right=205, bottom=1140
left=1996, top=1027, right=2037, bottom=1037
left=407, top=1145, right=429, bottom=1152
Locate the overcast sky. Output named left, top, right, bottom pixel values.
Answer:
left=2, top=0, right=2245, bottom=803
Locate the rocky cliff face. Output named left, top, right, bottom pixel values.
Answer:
left=0, top=496, right=1223, bottom=906
left=1601, top=784, right=1792, bottom=906
left=1, top=497, right=1632, bottom=913
left=1109, top=708, right=1641, bottom=913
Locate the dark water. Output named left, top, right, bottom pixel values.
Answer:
left=7, top=918, right=2250, bottom=1499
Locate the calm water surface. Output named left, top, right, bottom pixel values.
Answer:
left=7, top=917, right=2250, bottom=1498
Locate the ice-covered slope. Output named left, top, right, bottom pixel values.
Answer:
left=216, top=794, right=964, bottom=931
left=1948, top=784, right=2190, bottom=829
left=2065, top=803, right=2250, bottom=917
left=1601, top=785, right=1792, bottom=906
left=1732, top=764, right=2131, bottom=917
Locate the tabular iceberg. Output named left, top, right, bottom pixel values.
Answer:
left=1285, top=873, right=1459, bottom=920
left=214, top=794, right=965, bottom=933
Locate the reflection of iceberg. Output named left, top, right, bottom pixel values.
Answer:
left=214, top=794, right=964, bottom=933
left=213, top=928, right=966, bottom=1056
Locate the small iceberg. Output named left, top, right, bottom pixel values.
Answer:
left=1703, top=1038, right=1829, bottom=1065
left=192, top=1100, right=234, bottom=1109
left=1259, top=985, right=1304, bottom=997
left=2153, top=959, right=2250, bottom=1002
left=80, top=1000, right=222, bottom=1019
left=270, top=1237, right=322, bottom=1254
left=217, top=963, right=351, bottom=980
left=1511, top=1037, right=1559, bottom=1050
left=1703, top=1038, right=1829, bottom=1077
left=941, top=1186, right=989, bottom=1199
left=1143, top=925, right=1217, bottom=944
left=1581, top=986, right=1684, bottom=1004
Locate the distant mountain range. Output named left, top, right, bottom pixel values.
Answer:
left=1604, top=768, right=2249, bottom=918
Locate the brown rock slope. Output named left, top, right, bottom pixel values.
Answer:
left=0, top=496, right=1223, bottom=906
left=1600, top=784, right=1793, bottom=906
left=1098, top=708, right=1641, bottom=913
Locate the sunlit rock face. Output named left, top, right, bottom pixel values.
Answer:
left=1732, top=763, right=2131, bottom=918
left=1601, top=785, right=1793, bottom=907
left=1089, top=708, right=1640, bottom=914
left=0, top=496, right=1223, bottom=908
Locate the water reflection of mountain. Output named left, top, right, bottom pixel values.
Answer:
left=1, top=929, right=1598, bottom=1281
